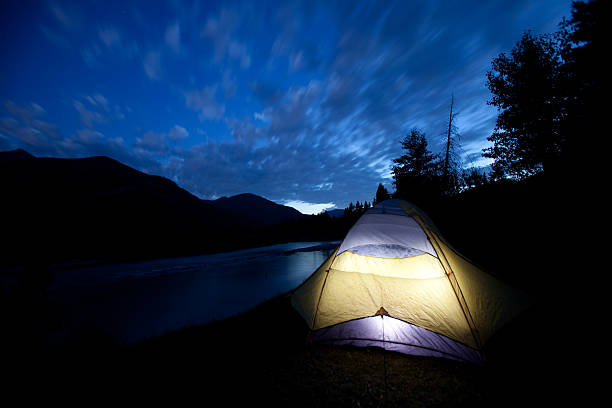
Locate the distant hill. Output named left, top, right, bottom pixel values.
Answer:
left=0, top=150, right=307, bottom=268
left=326, top=209, right=345, bottom=218
left=204, top=193, right=305, bottom=226
left=0, top=148, right=35, bottom=163
left=0, top=150, right=237, bottom=266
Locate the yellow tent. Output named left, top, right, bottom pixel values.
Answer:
left=291, top=199, right=528, bottom=363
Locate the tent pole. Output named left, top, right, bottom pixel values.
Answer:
left=413, top=215, right=482, bottom=350
left=311, top=268, right=331, bottom=329
left=382, top=314, right=388, bottom=407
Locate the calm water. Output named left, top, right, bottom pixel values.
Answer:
left=45, top=241, right=338, bottom=344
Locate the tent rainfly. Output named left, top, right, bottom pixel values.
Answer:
left=291, top=199, right=529, bottom=363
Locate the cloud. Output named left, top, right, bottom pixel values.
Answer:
left=283, top=200, right=336, bottom=215
left=135, top=130, right=167, bottom=153
left=0, top=100, right=132, bottom=164
left=84, top=93, right=109, bottom=110
left=81, top=44, right=103, bottom=68
left=170, top=76, right=391, bottom=205
left=202, top=9, right=238, bottom=61
left=289, top=50, right=304, bottom=71
left=202, top=8, right=251, bottom=69
left=98, top=26, right=121, bottom=48
left=133, top=125, right=192, bottom=162
left=2, top=99, right=172, bottom=175
left=184, top=86, right=225, bottom=121
left=172, top=134, right=384, bottom=206
left=168, top=125, right=189, bottom=141
left=266, top=80, right=322, bottom=137
left=65, top=128, right=139, bottom=168
left=228, top=41, right=251, bottom=68
left=4, top=100, right=46, bottom=118
left=75, top=128, right=108, bottom=145
left=253, top=112, right=268, bottom=122
left=165, top=22, right=181, bottom=53
left=0, top=101, right=62, bottom=154
left=72, top=94, right=126, bottom=130
left=0, top=117, right=57, bottom=149
left=82, top=25, right=139, bottom=68
left=143, top=50, right=162, bottom=80
left=221, top=70, right=237, bottom=99
left=74, top=100, right=106, bottom=128
left=40, top=25, right=71, bottom=48
left=251, top=81, right=284, bottom=105
left=49, top=2, right=78, bottom=30
left=269, top=4, right=301, bottom=59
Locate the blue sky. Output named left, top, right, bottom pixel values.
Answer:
left=0, top=0, right=572, bottom=213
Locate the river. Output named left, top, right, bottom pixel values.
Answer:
left=44, top=241, right=338, bottom=344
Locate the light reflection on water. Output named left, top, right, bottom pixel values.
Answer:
left=46, top=241, right=338, bottom=344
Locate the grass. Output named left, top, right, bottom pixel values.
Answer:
left=5, top=290, right=579, bottom=407
left=134, top=294, right=489, bottom=407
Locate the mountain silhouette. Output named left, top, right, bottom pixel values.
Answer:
left=0, top=148, right=35, bottom=163
left=326, top=209, right=345, bottom=218
left=204, top=193, right=305, bottom=226
left=0, top=150, right=305, bottom=267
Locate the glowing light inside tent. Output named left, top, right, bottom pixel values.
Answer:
left=312, top=315, right=482, bottom=363
left=331, top=251, right=445, bottom=279
left=292, top=199, right=530, bottom=364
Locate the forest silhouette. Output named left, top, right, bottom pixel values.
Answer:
left=329, top=0, right=600, bottom=290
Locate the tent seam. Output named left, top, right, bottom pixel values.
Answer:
left=314, top=314, right=477, bottom=351
left=415, top=215, right=482, bottom=350
left=327, top=267, right=446, bottom=280
left=314, top=337, right=477, bottom=363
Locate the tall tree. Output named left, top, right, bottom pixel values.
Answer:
left=443, top=94, right=456, bottom=179
left=392, top=129, right=441, bottom=204
left=344, top=202, right=355, bottom=217
left=373, top=183, right=391, bottom=205
left=483, top=31, right=564, bottom=179
left=559, top=0, right=605, bottom=172
left=462, top=167, right=489, bottom=190
left=441, top=94, right=462, bottom=195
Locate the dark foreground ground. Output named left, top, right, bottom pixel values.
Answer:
left=3, top=169, right=591, bottom=405
left=5, top=290, right=586, bottom=407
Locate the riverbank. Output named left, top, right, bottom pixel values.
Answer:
left=2, top=242, right=338, bottom=348
left=5, top=292, right=579, bottom=407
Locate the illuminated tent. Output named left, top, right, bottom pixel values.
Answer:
left=291, top=199, right=529, bottom=363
